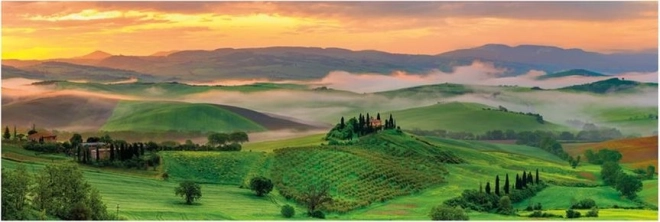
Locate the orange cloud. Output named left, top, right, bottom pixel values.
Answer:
left=1, top=1, right=657, bottom=60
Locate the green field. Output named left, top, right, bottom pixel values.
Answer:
left=1, top=129, right=657, bottom=220
left=242, top=133, right=326, bottom=152
left=390, top=102, right=568, bottom=133
left=101, top=100, right=266, bottom=133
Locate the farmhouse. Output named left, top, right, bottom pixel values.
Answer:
left=27, top=131, right=57, bottom=143
left=82, top=142, right=111, bottom=161
left=369, top=117, right=382, bottom=128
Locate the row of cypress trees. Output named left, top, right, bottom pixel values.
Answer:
left=480, top=169, right=541, bottom=195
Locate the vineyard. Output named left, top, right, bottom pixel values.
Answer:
left=271, top=133, right=464, bottom=213
left=161, top=151, right=268, bottom=185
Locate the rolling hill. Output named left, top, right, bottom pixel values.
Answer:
left=560, top=78, right=658, bottom=94
left=100, top=100, right=317, bottom=133
left=16, top=61, right=161, bottom=82
left=389, top=102, right=567, bottom=133
left=536, top=69, right=607, bottom=80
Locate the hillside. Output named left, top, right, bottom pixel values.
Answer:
left=389, top=102, right=567, bottom=133
left=536, top=69, right=607, bottom=80
left=100, top=100, right=316, bottom=133
left=1, top=65, right=47, bottom=79
left=20, top=61, right=160, bottom=82
left=560, top=78, right=658, bottom=94
left=1, top=95, right=119, bottom=131
left=374, top=83, right=474, bottom=98
left=563, top=136, right=658, bottom=169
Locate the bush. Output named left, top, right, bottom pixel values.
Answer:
left=571, top=198, right=596, bottom=209
left=249, top=176, right=274, bottom=196
left=310, top=210, right=325, bottom=219
left=585, top=207, right=599, bottom=217
left=529, top=210, right=559, bottom=218
left=429, top=205, right=469, bottom=220
left=566, top=209, right=581, bottom=218
left=281, top=204, right=295, bottom=218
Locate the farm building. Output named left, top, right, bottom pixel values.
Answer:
left=369, top=118, right=382, bottom=128
left=82, top=142, right=111, bottom=161
left=27, top=131, right=57, bottom=143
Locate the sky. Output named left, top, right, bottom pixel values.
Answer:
left=2, top=1, right=658, bottom=60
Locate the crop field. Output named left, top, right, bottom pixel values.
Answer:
left=160, top=151, right=268, bottom=185
left=563, top=136, right=658, bottom=169
left=101, top=100, right=267, bottom=133
left=242, top=133, right=326, bottom=152
left=390, top=102, right=567, bottom=133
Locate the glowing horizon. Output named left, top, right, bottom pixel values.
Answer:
left=2, top=1, right=657, bottom=60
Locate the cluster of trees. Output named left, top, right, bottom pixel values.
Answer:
left=482, top=106, right=545, bottom=124
left=632, top=165, right=655, bottom=180
left=444, top=169, right=547, bottom=215
left=601, top=161, right=643, bottom=198
left=3, top=125, right=27, bottom=142
left=516, top=131, right=576, bottom=167
left=429, top=205, right=469, bottom=220
left=584, top=149, right=622, bottom=165
left=1, top=164, right=110, bottom=220
left=326, top=113, right=398, bottom=141
left=207, top=132, right=249, bottom=151
left=407, top=128, right=622, bottom=143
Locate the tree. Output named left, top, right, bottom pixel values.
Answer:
left=536, top=169, right=539, bottom=184
left=175, top=181, right=202, bottom=204
left=99, top=134, right=112, bottom=143
left=1, top=166, right=31, bottom=220
left=647, top=165, right=655, bottom=179
left=249, top=176, right=274, bottom=196
left=281, top=204, right=295, bottom=218
left=485, top=182, right=491, bottom=194
left=429, top=205, right=469, bottom=220
left=479, top=182, right=483, bottom=193
left=515, top=174, right=521, bottom=189
left=12, top=125, right=16, bottom=141
left=601, top=161, right=622, bottom=186
left=27, top=124, right=37, bottom=135
left=340, top=117, right=345, bottom=129
left=69, top=133, right=83, bottom=147
left=495, top=175, right=500, bottom=195
left=86, top=137, right=100, bottom=143
left=208, top=133, right=229, bottom=146
left=109, top=143, right=115, bottom=161
left=32, top=164, right=109, bottom=220
left=614, top=172, right=642, bottom=198
left=527, top=172, right=533, bottom=186
left=498, top=196, right=514, bottom=215
left=3, top=126, right=10, bottom=140
left=229, top=132, right=249, bottom=144
left=300, top=183, right=332, bottom=215
left=522, top=170, right=527, bottom=186
left=16, top=133, right=25, bottom=141
left=504, top=174, right=510, bottom=194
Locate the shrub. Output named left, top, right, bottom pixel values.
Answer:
left=585, top=206, right=599, bottom=217
left=310, top=210, right=325, bottom=219
left=534, top=202, right=542, bottom=210
left=498, top=196, right=514, bottom=215
left=429, top=205, right=469, bottom=220
left=529, top=210, right=559, bottom=218
left=281, top=204, right=295, bottom=218
left=565, top=209, right=581, bottom=218
left=249, top=176, right=274, bottom=196
left=571, top=198, right=596, bottom=209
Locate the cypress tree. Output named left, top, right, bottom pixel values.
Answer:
left=479, top=182, right=483, bottom=193
left=77, top=145, right=81, bottom=162
left=527, top=172, right=533, bottom=185
left=340, top=117, right=345, bottom=129
left=515, top=174, right=520, bottom=190
left=110, top=143, right=115, bottom=161
left=366, top=113, right=371, bottom=133
left=495, top=175, right=500, bottom=196
left=12, top=125, right=16, bottom=140
left=504, top=174, right=510, bottom=194
left=522, top=170, right=527, bottom=186
left=485, top=182, right=491, bottom=194
left=95, top=146, right=100, bottom=162
left=389, top=114, right=394, bottom=129
left=536, top=169, right=540, bottom=184
left=140, top=143, right=145, bottom=156
left=377, top=113, right=381, bottom=120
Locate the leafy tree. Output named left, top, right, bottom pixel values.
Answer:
left=281, top=204, right=295, bottom=218
left=1, top=166, right=31, bottom=220
left=86, top=137, right=100, bottom=143
left=175, top=181, right=202, bottom=204
left=429, top=205, right=469, bottom=220
left=99, top=134, right=112, bottom=143
left=16, top=133, right=25, bottom=141
left=229, top=132, right=249, bottom=144
left=566, top=209, right=581, bottom=218
left=208, top=133, right=229, bottom=146
left=32, top=164, right=109, bottom=220
left=300, top=183, right=332, bottom=215
left=3, top=126, right=10, bottom=140
left=614, top=172, right=642, bottom=198
left=586, top=206, right=599, bottom=217
left=249, top=176, right=274, bottom=196
left=601, top=161, right=622, bottom=186
left=647, top=165, right=655, bottom=179
left=498, top=196, right=514, bottom=215
left=571, top=198, right=596, bottom=209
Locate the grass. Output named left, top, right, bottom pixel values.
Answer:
left=514, top=185, right=640, bottom=210
left=160, top=151, right=268, bottom=186
left=520, top=209, right=658, bottom=220
left=101, top=100, right=266, bottom=133
left=390, top=101, right=567, bottom=134
left=242, top=133, right=326, bottom=152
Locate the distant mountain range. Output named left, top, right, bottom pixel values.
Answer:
left=2, top=44, right=657, bottom=82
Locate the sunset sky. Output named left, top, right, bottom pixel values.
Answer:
left=2, top=1, right=658, bottom=60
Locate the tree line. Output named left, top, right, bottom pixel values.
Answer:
left=407, top=127, right=623, bottom=142
left=482, top=106, right=544, bottom=124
